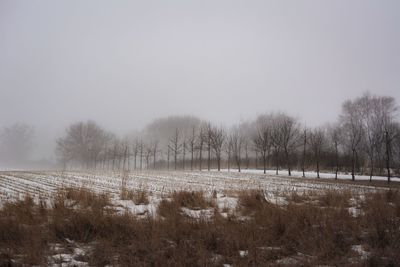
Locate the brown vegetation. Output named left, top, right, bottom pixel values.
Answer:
left=121, top=188, right=150, bottom=205
left=0, top=188, right=399, bottom=266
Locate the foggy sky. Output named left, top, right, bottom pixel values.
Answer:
left=1, top=0, right=400, bottom=160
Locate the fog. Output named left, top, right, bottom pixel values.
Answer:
left=1, top=0, right=400, bottom=165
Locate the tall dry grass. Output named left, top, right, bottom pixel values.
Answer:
left=0, top=187, right=399, bottom=266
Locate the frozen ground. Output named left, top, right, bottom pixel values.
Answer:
left=0, top=169, right=392, bottom=205
left=219, top=168, right=400, bottom=182
left=0, top=169, right=395, bottom=266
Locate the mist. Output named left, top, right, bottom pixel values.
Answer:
left=1, top=0, right=400, bottom=166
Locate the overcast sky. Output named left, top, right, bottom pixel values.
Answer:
left=1, top=0, right=399, bottom=159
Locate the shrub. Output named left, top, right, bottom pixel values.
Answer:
left=171, top=191, right=212, bottom=210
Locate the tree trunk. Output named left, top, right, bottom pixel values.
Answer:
left=302, top=130, right=306, bottom=178
left=285, top=150, right=291, bottom=176
left=191, top=146, right=194, bottom=171
left=335, top=144, right=338, bottom=180
left=140, top=147, right=143, bottom=170
left=167, top=146, right=170, bottom=170
left=123, top=146, right=127, bottom=172
left=153, top=150, right=156, bottom=170
left=227, top=151, right=231, bottom=171
left=112, top=147, right=116, bottom=171
left=369, top=154, right=374, bottom=183
left=351, top=149, right=356, bottom=181
left=263, top=154, right=267, bottom=174
left=199, top=147, right=203, bottom=171
left=174, top=151, right=177, bottom=170
left=183, top=142, right=186, bottom=170
left=245, top=144, right=249, bottom=169
left=385, top=131, right=391, bottom=183
left=207, top=142, right=211, bottom=171
left=255, top=151, right=258, bottom=169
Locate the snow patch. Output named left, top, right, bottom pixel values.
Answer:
left=181, top=207, right=214, bottom=220
left=352, top=244, right=370, bottom=260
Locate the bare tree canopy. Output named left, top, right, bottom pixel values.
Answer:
left=274, top=113, right=300, bottom=176
left=56, top=121, right=111, bottom=169
left=253, top=114, right=273, bottom=174
left=1, top=90, right=397, bottom=183
left=210, top=126, right=226, bottom=171
left=339, top=93, right=398, bottom=181
left=309, top=127, right=327, bottom=178
left=0, top=123, right=34, bottom=165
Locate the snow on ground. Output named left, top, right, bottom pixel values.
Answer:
left=181, top=207, right=214, bottom=220
left=351, top=245, right=370, bottom=261
left=111, top=197, right=159, bottom=217
left=0, top=169, right=391, bottom=266
left=218, top=168, right=400, bottom=182
left=0, top=169, right=392, bottom=206
left=47, top=241, right=91, bottom=267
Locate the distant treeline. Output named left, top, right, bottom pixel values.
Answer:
left=0, top=123, right=34, bottom=167
left=54, top=92, right=400, bottom=182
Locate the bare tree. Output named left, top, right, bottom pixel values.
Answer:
left=182, top=139, right=186, bottom=170
left=378, top=97, right=399, bottom=183
left=340, top=100, right=365, bottom=181
left=380, top=96, right=399, bottom=182
left=210, top=125, right=225, bottom=171
left=392, top=124, right=400, bottom=175
left=253, top=114, right=273, bottom=174
left=145, top=144, right=152, bottom=169
left=139, top=139, right=144, bottom=170
left=255, top=150, right=259, bottom=170
left=152, top=140, right=159, bottom=169
left=169, top=128, right=182, bottom=170
left=197, top=126, right=206, bottom=171
left=122, top=142, right=129, bottom=172
left=56, top=120, right=110, bottom=169
left=225, top=134, right=233, bottom=171
left=56, top=135, right=72, bottom=170
left=273, top=114, right=299, bottom=176
left=0, top=123, right=34, bottom=166
left=111, top=138, right=123, bottom=171
left=244, top=141, right=249, bottom=169
left=188, top=126, right=196, bottom=171
left=270, top=119, right=283, bottom=175
left=358, top=93, right=386, bottom=181
left=231, top=127, right=244, bottom=172
left=300, top=127, right=308, bottom=178
left=328, top=124, right=342, bottom=179
left=132, top=139, right=139, bottom=170
left=206, top=123, right=212, bottom=171
left=167, top=144, right=171, bottom=170
left=309, top=127, right=326, bottom=178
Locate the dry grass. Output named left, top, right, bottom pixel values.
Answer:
left=237, top=190, right=268, bottom=213
left=121, top=188, right=150, bottom=205
left=171, top=191, right=213, bottom=210
left=286, top=190, right=315, bottom=203
left=360, top=189, right=400, bottom=265
left=157, top=191, right=214, bottom=221
left=0, top=187, right=399, bottom=266
left=318, top=189, right=352, bottom=207
left=61, top=187, right=110, bottom=209
left=0, top=195, right=47, bottom=266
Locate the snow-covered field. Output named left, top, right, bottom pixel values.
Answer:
left=0, top=170, right=396, bottom=266
left=0, top=169, right=392, bottom=205
left=220, top=168, right=400, bottom=182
